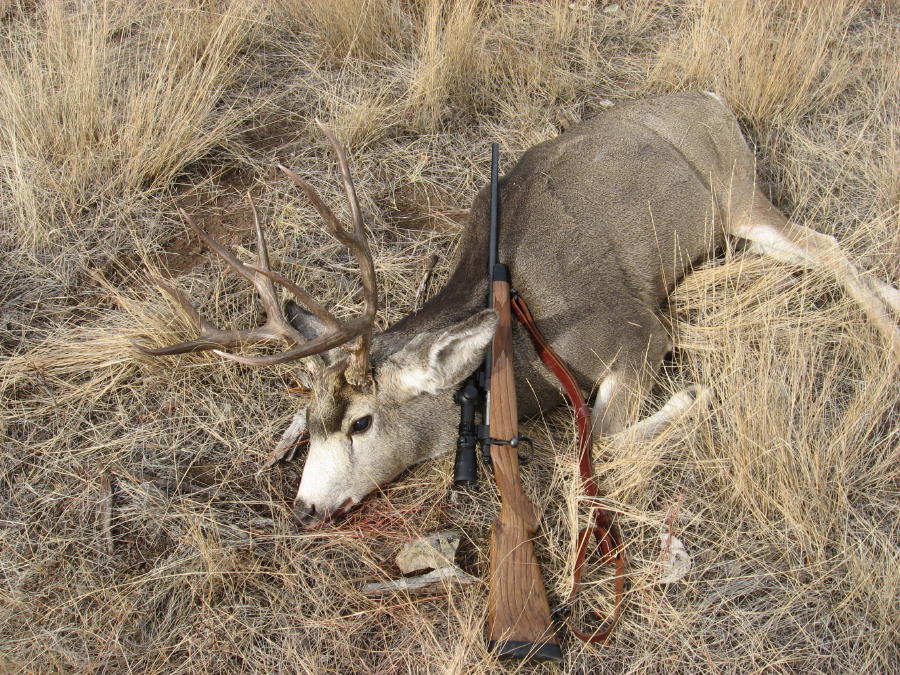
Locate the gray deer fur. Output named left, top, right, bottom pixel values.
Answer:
left=199, top=92, right=900, bottom=526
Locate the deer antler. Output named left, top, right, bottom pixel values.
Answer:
left=133, top=123, right=378, bottom=388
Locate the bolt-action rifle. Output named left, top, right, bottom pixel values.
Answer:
left=453, top=144, right=562, bottom=662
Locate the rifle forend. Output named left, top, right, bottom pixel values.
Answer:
left=485, top=264, right=562, bottom=662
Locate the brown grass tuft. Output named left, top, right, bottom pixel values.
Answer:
left=650, top=0, right=869, bottom=128
left=406, top=0, right=488, bottom=133
left=277, top=0, right=411, bottom=62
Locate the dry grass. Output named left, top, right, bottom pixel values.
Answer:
left=2, top=1, right=898, bottom=673
left=651, top=0, right=868, bottom=126
left=0, top=2, right=261, bottom=241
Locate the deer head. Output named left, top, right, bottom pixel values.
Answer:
left=133, top=124, right=497, bottom=527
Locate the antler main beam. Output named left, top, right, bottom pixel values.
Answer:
left=133, top=124, right=378, bottom=386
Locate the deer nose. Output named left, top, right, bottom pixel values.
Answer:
left=292, top=499, right=319, bottom=528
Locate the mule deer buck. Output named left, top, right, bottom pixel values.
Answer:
left=135, top=92, right=899, bottom=527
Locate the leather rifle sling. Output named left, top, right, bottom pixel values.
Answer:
left=510, top=294, right=626, bottom=644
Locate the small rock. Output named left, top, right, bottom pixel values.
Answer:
left=658, top=529, right=692, bottom=584
left=361, top=530, right=473, bottom=596
left=396, top=530, right=460, bottom=575
left=603, top=3, right=620, bottom=14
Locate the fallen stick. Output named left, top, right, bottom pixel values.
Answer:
left=99, top=472, right=113, bottom=555
left=361, top=565, right=478, bottom=596
left=414, top=253, right=439, bottom=310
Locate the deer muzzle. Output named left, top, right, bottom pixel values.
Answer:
left=293, top=496, right=357, bottom=529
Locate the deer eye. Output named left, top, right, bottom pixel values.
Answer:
left=350, top=415, right=372, bottom=435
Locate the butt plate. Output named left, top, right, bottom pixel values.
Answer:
left=488, top=639, right=564, bottom=663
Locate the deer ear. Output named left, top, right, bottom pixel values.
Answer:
left=285, top=301, right=342, bottom=366
left=378, top=310, right=498, bottom=399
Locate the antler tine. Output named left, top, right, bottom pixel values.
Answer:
left=277, top=163, right=378, bottom=316
left=316, top=121, right=364, bottom=240
left=279, top=124, right=378, bottom=386
left=244, top=263, right=341, bottom=332
left=179, top=209, right=248, bottom=282
left=134, top=206, right=309, bottom=358
left=178, top=206, right=304, bottom=345
left=135, top=127, right=378, bottom=381
left=314, top=121, right=377, bottom=322
left=212, top=320, right=367, bottom=366
left=155, top=276, right=208, bottom=333
left=131, top=276, right=220, bottom=355
left=317, top=124, right=377, bottom=386
left=242, top=194, right=321, bottom=342
left=250, top=194, right=328, bottom=374
left=277, top=165, right=347, bottom=243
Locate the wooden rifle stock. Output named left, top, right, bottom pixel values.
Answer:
left=485, top=266, right=562, bottom=662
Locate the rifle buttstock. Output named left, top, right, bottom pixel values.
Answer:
left=485, top=273, right=562, bottom=662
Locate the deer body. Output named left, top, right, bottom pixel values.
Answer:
left=136, top=92, right=899, bottom=527
left=383, top=92, right=737, bottom=413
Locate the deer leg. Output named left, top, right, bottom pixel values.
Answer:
left=593, top=369, right=710, bottom=444
left=728, top=196, right=900, bottom=356
left=591, top=370, right=639, bottom=437
left=589, top=305, right=684, bottom=443
left=591, top=351, right=664, bottom=438
left=613, top=386, right=711, bottom=444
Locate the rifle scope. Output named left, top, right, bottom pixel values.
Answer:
left=453, top=377, right=480, bottom=486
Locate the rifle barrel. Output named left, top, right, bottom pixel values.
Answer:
left=488, top=142, right=500, bottom=286
left=483, top=143, right=501, bottom=431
